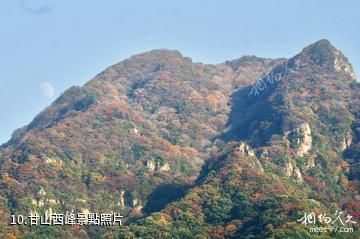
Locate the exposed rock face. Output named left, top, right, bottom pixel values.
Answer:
left=158, top=163, right=170, bottom=172
left=146, top=159, right=170, bottom=172
left=118, top=191, right=126, bottom=208
left=132, top=198, right=139, bottom=207
left=334, top=50, right=357, bottom=81
left=44, top=157, right=61, bottom=164
left=146, top=159, right=157, bottom=171
left=233, top=143, right=263, bottom=172
left=38, top=188, right=47, bottom=196
left=235, top=142, right=255, bottom=156
left=341, top=134, right=353, bottom=151
left=251, top=157, right=264, bottom=173
left=117, top=191, right=143, bottom=210
left=285, top=162, right=293, bottom=177
left=38, top=200, right=44, bottom=207
left=286, top=123, right=312, bottom=157
left=285, top=161, right=302, bottom=182
left=306, top=157, right=315, bottom=169
left=47, top=199, right=60, bottom=205
left=293, top=167, right=303, bottom=182
left=296, top=123, right=312, bottom=157
left=129, top=193, right=142, bottom=210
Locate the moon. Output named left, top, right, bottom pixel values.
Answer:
left=40, top=82, right=55, bottom=99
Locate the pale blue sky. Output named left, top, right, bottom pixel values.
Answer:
left=0, top=0, right=359, bottom=144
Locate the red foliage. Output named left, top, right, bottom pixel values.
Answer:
left=132, top=114, right=145, bottom=124
left=103, top=110, right=113, bottom=118
left=303, top=175, right=327, bottom=193
left=342, top=202, right=360, bottom=221
left=303, top=175, right=315, bottom=185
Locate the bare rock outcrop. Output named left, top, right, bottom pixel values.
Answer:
left=285, top=123, right=312, bottom=157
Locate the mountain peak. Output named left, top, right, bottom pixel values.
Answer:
left=131, top=48, right=185, bottom=61
left=301, top=39, right=336, bottom=66
left=297, top=39, right=356, bottom=80
left=309, top=39, right=334, bottom=50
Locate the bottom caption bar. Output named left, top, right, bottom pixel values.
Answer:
left=10, top=212, right=123, bottom=226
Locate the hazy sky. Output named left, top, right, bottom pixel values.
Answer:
left=0, top=0, right=359, bottom=144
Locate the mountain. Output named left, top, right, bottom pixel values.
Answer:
left=0, top=49, right=280, bottom=238
left=0, top=40, right=359, bottom=238
left=114, top=40, right=360, bottom=239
